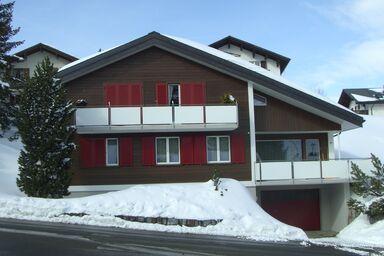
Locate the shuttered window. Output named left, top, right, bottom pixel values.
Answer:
left=230, top=134, right=245, bottom=164
left=80, top=138, right=106, bottom=168
left=104, top=83, right=143, bottom=106
left=207, top=136, right=230, bottom=163
left=119, top=137, right=133, bottom=166
left=180, top=82, right=205, bottom=105
left=141, top=136, right=155, bottom=166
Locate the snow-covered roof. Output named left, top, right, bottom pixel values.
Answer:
left=351, top=93, right=378, bottom=102
left=57, top=32, right=364, bottom=130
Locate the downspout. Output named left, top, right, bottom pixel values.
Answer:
left=337, top=132, right=341, bottom=160
left=247, top=81, right=257, bottom=186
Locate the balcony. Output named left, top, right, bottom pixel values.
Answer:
left=75, top=104, right=238, bottom=134
left=255, top=158, right=373, bottom=185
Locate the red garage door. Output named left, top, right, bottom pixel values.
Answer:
left=260, top=189, right=320, bottom=231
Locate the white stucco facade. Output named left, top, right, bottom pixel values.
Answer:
left=218, top=44, right=281, bottom=75
left=13, top=50, right=73, bottom=76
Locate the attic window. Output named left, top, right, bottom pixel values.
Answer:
left=254, top=93, right=267, bottom=106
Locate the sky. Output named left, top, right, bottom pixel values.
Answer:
left=9, top=0, right=384, bottom=101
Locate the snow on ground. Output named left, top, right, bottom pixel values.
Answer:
left=0, top=134, right=306, bottom=242
left=312, top=214, right=384, bottom=254
left=337, top=115, right=384, bottom=160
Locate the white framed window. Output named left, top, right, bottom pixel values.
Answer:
left=207, top=136, right=231, bottom=163
left=106, top=138, right=119, bottom=166
left=156, top=137, right=180, bottom=164
left=168, top=84, right=180, bottom=106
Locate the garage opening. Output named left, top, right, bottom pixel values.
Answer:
left=260, top=189, right=320, bottom=231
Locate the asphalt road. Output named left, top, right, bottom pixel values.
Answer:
left=0, top=218, right=370, bottom=256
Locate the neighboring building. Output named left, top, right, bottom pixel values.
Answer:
left=8, top=43, right=77, bottom=103
left=339, top=88, right=384, bottom=116
left=11, top=43, right=77, bottom=82
left=57, top=32, right=366, bottom=232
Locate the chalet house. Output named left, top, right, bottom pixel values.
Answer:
left=9, top=43, right=77, bottom=103
left=339, top=88, right=384, bottom=116
left=12, top=43, right=78, bottom=80
left=57, top=32, right=367, bottom=232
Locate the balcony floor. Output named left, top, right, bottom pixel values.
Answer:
left=76, top=123, right=238, bottom=134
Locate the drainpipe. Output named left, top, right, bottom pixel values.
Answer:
left=337, top=132, right=341, bottom=160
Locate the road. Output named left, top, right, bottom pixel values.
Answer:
left=0, top=218, right=370, bottom=255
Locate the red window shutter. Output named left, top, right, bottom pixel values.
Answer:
left=104, top=84, right=143, bottom=106
left=156, top=82, right=168, bottom=105
left=119, top=137, right=133, bottom=166
left=80, top=138, right=92, bottom=168
left=181, top=136, right=194, bottom=165
left=141, top=136, right=155, bottom=166
left=180, top=82, right=191, bottom=105
left=192, top=82, right=205, bottom=105
left=93, top=138, right=106, bottom=167
left=193, top=135, right=207, bottom=164
left=180, top=82, right=205, bottom=105
left=231, top=134, right=245, bottom=164
left=104, top=85, right=118, bottom=105
left=128, top=83, right=143, bottom=106
left=80, top=138, right=106, bottom=167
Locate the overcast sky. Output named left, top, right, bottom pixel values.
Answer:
left=10, top=0, right=384, bottom=101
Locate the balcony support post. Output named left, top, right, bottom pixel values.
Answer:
left=248, top=81, right=257, bottom=184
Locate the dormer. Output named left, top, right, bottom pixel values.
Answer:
left=210, top=36, right=290, bottom=75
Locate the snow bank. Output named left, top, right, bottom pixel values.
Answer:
left=0, top=178, right=306, bottom=241
left=338, top=115, right=384, bottom=160
left=0, top=134, right=23, bottom=197
left=0, top=131, right=306, bottom=241
left=337, top=214, right=384, bottom=247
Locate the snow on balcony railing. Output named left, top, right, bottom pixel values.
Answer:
left=255, top=158, right=373, bottom=184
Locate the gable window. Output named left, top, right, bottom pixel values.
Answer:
left=168, top=84, right=180, bottom=106
left=106, top=138, right=118, bottom=166
left=12, top=68, right=30, bottom=80
left=156, top=137, right=180, bottom=164
left=207, top=136, right=230, bottom=163
left=254, top=93, right=267, bottom=106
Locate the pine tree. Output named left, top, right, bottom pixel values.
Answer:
left=0, top=1, right=23, bottom=135
left=348, top=154, right=384, bottom=223
left=16, top=57, right=75, bottom=198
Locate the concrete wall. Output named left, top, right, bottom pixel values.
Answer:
left=320, top=183, right=350, bottom=232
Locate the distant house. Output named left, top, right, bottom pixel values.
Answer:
left=8, top=43, right=77, bottom=103
left=11, top=43, right=77, bottom=81
left=57, top=32, right=367, bottom=232
left=338, top=88, right=384, bottom=116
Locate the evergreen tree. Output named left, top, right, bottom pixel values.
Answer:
left=348, top=154, right=384, bottom=223
left=16, top=57, right=75, bottom=198
left=0, top=1, right=23, bottom=135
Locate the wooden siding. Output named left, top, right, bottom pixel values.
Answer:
left=256, top=133, right=329, bottom=160
left=254, top=91, right=341, bottom=132
left=66, top=47, right=251, bottom=185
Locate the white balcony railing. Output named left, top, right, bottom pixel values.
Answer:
left=75, top=104, right=238, bottom=134
left=255, top=158, right=373, bottom=185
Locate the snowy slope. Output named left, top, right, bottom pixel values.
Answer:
left=0, top=134, right=23, bottom=197
left=337, top=115, right=384, bottom=160
left=337, top=214, right=384, bottom=246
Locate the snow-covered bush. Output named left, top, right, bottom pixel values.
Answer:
left=348, top=154, right=384, bottom=223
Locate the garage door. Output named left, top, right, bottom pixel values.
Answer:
left=260, top=189, right=320, bottom=231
